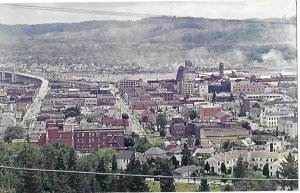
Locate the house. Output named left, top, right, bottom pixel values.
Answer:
left=173, top=165, right=202, bottom=177
left=278, top=116, right=298, bottom=139
left=116, top=150, right=134, bottom=170
left=205, top=150, right=282, bottom=175
left=144, top=147, right=167, bottom=158
left=192, top=147, right=215, bottom=160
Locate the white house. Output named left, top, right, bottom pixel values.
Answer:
left=116, top=150, right=134, bottom=170
left=278, top=116, right=298, bottom=139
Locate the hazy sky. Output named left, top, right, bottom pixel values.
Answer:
left=0, top=0, right=296, bottom=24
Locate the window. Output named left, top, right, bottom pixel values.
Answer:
left=252, top=158, right=255, bottom=161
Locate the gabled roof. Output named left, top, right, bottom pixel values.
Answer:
left=192, top=148, right=215, bottom=156
left=116, top=150, right=134, bottom=160
left=144, top=147, right=167, bottom=155
left=173, top=165, right=201, bottom=174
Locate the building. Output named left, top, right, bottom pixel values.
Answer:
left=45, top=119, right=74, bottom=147
left=278, top=116, right=298, bottom=139
left=73, top=125, right=125, bottom=153
left=205, top=150, right=281, bottom=175
left=116, top=150, right=134, bottom=170
left=199, top=104, right=221, bottom=120
left=231, top=80, right=265, bottom=94
left=119, top=79, right=139, bottom=93
left=173, top=165, right=201, bottom=177
left=260, top=105, right=294, bottom=128
left=178, top=79, right=195, bottom=96
left=198, top=83, right=208, bottom=96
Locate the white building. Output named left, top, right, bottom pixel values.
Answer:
left=198, top=83, right=208, bottom=96
left=278, top=117, right=298, bottom=139
left=116, top=150, right=134, bottom=170
left=205, top=150, right=281, bottom=175
left=260, top=105, right=294, bottom=128
left=178, top=79, right=195, bottom=96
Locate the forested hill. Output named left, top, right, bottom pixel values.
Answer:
left=0, top=16, right=296, bottom=69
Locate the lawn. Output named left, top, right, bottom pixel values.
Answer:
left=146, top=181, right=224, bottom=192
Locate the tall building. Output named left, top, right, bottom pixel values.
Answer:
left=219, top=63, right=224, bottom=79
left=178, top=79, right=195, bottom=96
left=176, top=66, right=186, bottom=81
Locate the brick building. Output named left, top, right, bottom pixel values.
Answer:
left=74, top=126, right=124, bottom=153
left=231, top=81, right=265, bottom=94
left=199, top=104, right=221, bottom=119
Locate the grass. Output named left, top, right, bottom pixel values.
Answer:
left=146, top=181, right=224, bottom=192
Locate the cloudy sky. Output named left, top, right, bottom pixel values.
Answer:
left=0, top=0, right=296, bottom=24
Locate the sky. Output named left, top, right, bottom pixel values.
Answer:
left=0, top=0, right=297, bottom=24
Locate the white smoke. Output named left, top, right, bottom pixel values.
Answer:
left=261, top=48, right=288, bottom=66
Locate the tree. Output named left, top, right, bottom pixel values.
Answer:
left=262, top=163, right=269, bottom=177
left=156, top=113, right=167, bottom=129
left=133, top=136, right=151, bottom=153
left=241, top=121, right=251, bottom=130
left=233, top=156, right=247, bottom=185
left=195, top=138, right=201, bottom=147
left=124, top=136, right=134, bottom=148
left=189, top=110, right=197, bottom=121
left=112, top=154, right=117, bottom=172
left=170, top=156, right=179, bottom=167
left=199, top=179, right=209, bottom=192
left=229, top=93, right=234, bottom=102
left=121, top=113, right=129, bottom=120
left=160, top=160, right=175, bottom=192
left=159, top=128, right=166, bottom=137
left=278, top=152, right=298, bottom=190
left=96, top=157, right=111, bottom=192
left=221, top=163, right=227, bottom=174
left=180, top=143, right=191, bottom=166
left=3, top=126, right=25, bottom=143
left=223, top=184, right=233, bottom=191
left=211, top=92, right=216, bottom=103
left=204, top=162, right=210, bottom=174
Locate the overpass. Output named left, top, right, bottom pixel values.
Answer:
left=0, top=70, right=49, bottom=129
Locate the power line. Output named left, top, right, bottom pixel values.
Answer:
left=0, top=165, right=298, bottom=181
left=0, top=4, right=160, bottom=18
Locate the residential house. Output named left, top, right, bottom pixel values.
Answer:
left=116, top=150, right=134, bottom=170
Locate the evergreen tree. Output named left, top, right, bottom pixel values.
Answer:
left=160, top=160, right=175, bottom=192
left=204, top=162, right=210, bottom=174
left=221, top=162, right=227, bottom=174
left=223, top=184, right=233, bottom=191
left=22, top=171, right=42, bottom=193
left=156, top=113, right=167, bottom=129
left=233, top=156, right=247, bottom=185
left=180, top=143, right=191, bottom=166
left=278, top=152, right=298, bottom=190
left=96, top=157, right=111, bottom=192
left=112, top=154, right=117, bottom=172
left=125, top=155, right=149, bottom=192
left=199, top=179, right=209, bottom=192
left=262, top=163, right=269, bottom=177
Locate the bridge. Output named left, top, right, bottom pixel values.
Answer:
left=0, top=70, right=49, bottom=129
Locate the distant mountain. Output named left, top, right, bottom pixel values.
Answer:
left=0, top=16, right=296, bottom=70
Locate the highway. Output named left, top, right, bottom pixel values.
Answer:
left=19, top=73, right=49, bottom=130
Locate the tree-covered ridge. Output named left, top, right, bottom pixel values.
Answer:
left=0, top=16, right=296, bottom=68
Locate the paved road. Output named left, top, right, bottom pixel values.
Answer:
left=19, top=73, right=49, bottom=130
left=112, top=85, right=150, bottom=140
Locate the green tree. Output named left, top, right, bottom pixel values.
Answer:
left=204, top=162, right=210, bottom=174
left=180, top=143, right=191, bottom=166
left=221, top=162, right=227, bottom=174
left=278, top=152, right=298, bottom=190
left=159, top=128, right=166, bottom=137
left=160, top=160, right=175, bottom=192
left=223, top=184, right=233, bottom=191
left=241, top=121, right=251, bottom=130
left=125, top=155, right=149, bottom=192
left=98, top=148, right=117, bottom=163
left=233, top=156, right=247, bottom=185
left=156, top=113, right=167, bottom=129
left=189, top=110, right=197, bottom=121
left=133, top=136, right=151, bottom=153
left=3, top=126, right=25, bottom=143
left=112, top=154, right=117, bottom=172
left=96, top=157, right=111, bottom=192
left=262, top=163, right=269, bottom=177
left=121, top=113, right=129, bottom=120
left=199, top=179, right=209, bottom=192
